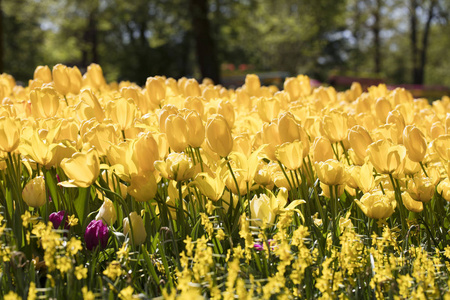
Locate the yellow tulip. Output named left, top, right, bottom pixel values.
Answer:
left=123, top=212, right=147, bottom=246
left=52, top=64, right=71, bottom=95
left=257, top=97, right=280, bottom=123
left=355, top=191, right=396, bottom=219
left=165, top=113, right=188, bottom=152
left=19, top=129, right=59, bottom=167
left=407, top=176, right=434, bottom=203
left=184, top=96, right=205, bottom=118
left=22, top=176, right=46, bottom=208
left=275, top=140, right=303, bottom=170
left=158, top=105, right=178, bottom=133
left=437, top=178, right=450, bottom=201
left=205, top=114, right=233, bottom=157
left=403, top=125, right=427, bottom=162
left=249, top=194, right=275, bottom=226
left=127, top=171, right=157, bottom=202
left=95, top=198, right=117, bottom=226
left=218, top=100, right=235, bottom=129
left=34, top=65, right=52, bottom=83
left=351, top=162, right=376, bottom=193
left=84, top=63, right=106, bottom=90
left=131, top=132, right=159, bottom=174
left=184, top=79, right=201, bottom=97
left=59, top=148, right=100, bottom=188
left=0, top=116, right=20, bottom=152
left=106, top=97, right=137, bottom=131
left=254, top=161, right=273, bottom=188
left=68, top=66, right=82, bottom=95
left=244, top=74, right=261, bottom=97
left=233, top=133, right=252, bottom=158
left=367, top=139, right=406, bottom=174
left=320, top=110, right=348, bottom=143
left=261, top=121, right=281, bottom=161
left=311, top=136, right=334, bottom=163
left=82, top=123, right=121, bottom=157
left=315, top=159, right=349, bottom=186
left=278, top=112, right=302, bottom=143
left=401, top=191, right=423, bottom=213
left=146, top=77, right=166, bottom=108
left=79, top=89, right=105, bottom=121
left=430, top=122, right=445, bottom=140
left=348, top=125, right=372, bottom=164
left=154, top=152, right=195, bottom=181
left=191, top=171, right=225, bottom=202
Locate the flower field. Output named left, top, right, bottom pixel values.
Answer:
left=2, top=64, right=450, bottom=299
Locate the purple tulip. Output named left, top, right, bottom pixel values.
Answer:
left=49, top=211, right=69, bottom=230
left=84, top=220, right=109, bottom=251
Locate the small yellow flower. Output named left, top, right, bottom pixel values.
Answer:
left=56, top=256, right=72, bottom=274
left=117, top=243, right=129, bottom=260
left=118, top=286, right=135, bottom=300
left=82, top=287, right=95, bottom=300
left=22, top=211, right=32, bottom=227
left=75, top=265, right=88, bottom=280
left=103, top=260, right=124, bottom=281
left=28, top=282, right=37, bottom=300
left=67, top=215, right=79, bottom=227
left=4, top=291, right=21, bottom=300
left=67, top=237, right=83, bottom=256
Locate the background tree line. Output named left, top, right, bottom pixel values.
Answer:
left=0, top=0, right=449, bottom=87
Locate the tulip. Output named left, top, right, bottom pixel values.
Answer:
left=367, top=139, right=406, bottom=174
left=432, top=135, right=450, bottom=161
left=244, top=74, right=261, bottom=96
left=348, top=125, right=372, bottom=164
left=320, top=110, right=348, bottom=143
left=355, top=191, right=396, bottom=219
left=146, top=77, right=166, bottom=108
left=49, top=210, right=69, bottom=230
left=249, top=194, right=275, bottom=227
left=68, top=66, right=82, bottom=95
left=84, top=63, right=106, bottom=90
left=315, top=159, right=349, bottom=186
left=205, top=114, right=233, bottom=157
left=311, top=136, right=334, bottom=163
left=0, top=116, right=20, bottom=152
left=95, top=198, right=117, bottom=226
left=374, top=97, right=392, bottom=123
left=437, top=178, right=450, bottom=202
left=218, top=100, right=235, bottom=129
left=407, top=176, right=434, bottom=203
left=184, top=79, right=201, bottom=97
left=59, top=148, right=100, bottom=188
left=261, top=121, right=281, bottom=161
left=131, top=132, right=159, bottom=173
left=278, top=112, right=301, bottom=143
left=123, top=212, right=147, bottom=246
left=127, top=171, right=157, bottom=202
left=401, top=191, right=423, bottom=213
left=82, top=123, right=121, bottom=157
left=269, top=162, right=293, bottom=190
left=34, top=65, right=52, bottom=83
left=191, top=171, right=225, bottom=202
left=165, top=113, right=188, bottom=152
left=22, top=176, right=46, bottom=208
left=106, top=97, right=137, bottom=131
left=403, top=126, right=427, bottom=162
left=158, top=105, right=179, bottom=133
left=185, top=110, right=205, bottom=148
left=84, top=219, right=109, bottom=251
left=233, top=133, right=252, bottom=158
left=257, top=97, right=280, bottom=123
left=154, top=152, right=195, bottom=181
left=52, top=64, right=71, bottom=95
left=275, top=140, right=303, bottom=170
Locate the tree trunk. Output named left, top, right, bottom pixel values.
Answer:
left=189, top=0, right=220, bottom=84
left=0, top=0, right=3, bottom=73
left=417, top=0, right=436, bottom=85
left=373, top=0, right=382, bottom=74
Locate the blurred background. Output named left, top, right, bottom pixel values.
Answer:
left=1, top=0, right=449, bottom=96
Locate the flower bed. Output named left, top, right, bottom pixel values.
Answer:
left=1, top=64, right=450, bottom=299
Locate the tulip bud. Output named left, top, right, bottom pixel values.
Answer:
left=184, top=96, right=205, bottom=117
left=34, top=65, right=52, bottom=83
left=320, top=110, right=348, bottom=143
left=217, top=100, right=235, bottom=128
left=22, top=176, right=47, bottom=208
left=95, top=198, right=117, bottom=226
left=275, top=140, right=303, bottom=170
left=68, top=66, right=82, bottom=95
left=165, top=114, right=188, bottom=152
left=348, top=125, right=373, bottom=164
left=245, top=74, right=261, bottom=97
left=257, top=97, right=280, bottom=123
left=107, top=97, right=137, bottom=131
left=185, top=110, right=205, bottom=148
left=52, top=64, right=71, bottom=95
left=85, top=63, right=106, bottom=90
left=30, top=87, right=60, bottom=118
left=131, top=132, right=159, bottom=173
left=0, top=116, right=20, bottom=152
left=146, top=77, right=166, bottom=108
left=403, top=125, right=427, bottom=162
left=84, top=219, right=109, bottom=250
left=250, top=194, right=274, bottom=227
left=374, top=97, right=391, bottom=123
left=355, top=191, right=396, bottom=219
left=312, top=136, right=334, bottom=163
left=261, top=121, right=281, bottom=161
left=205, top=115, right=233, bottom=157
left=49, top=210, right=69, bottom=230
left=158, top=105, right=178, bottom=133
left=184, top=79, right=201, bottom=97
left=123, top=212, right=147, bottom=246
left=284, top=77, right=302, bottom=100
